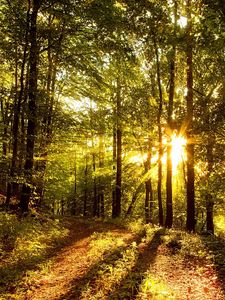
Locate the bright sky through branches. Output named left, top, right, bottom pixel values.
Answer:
left=171, top=135, right=186, bottom=171
left=128, top=135, right=186, bottom=173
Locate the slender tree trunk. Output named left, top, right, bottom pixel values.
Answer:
left=113, top=78, right=122, bottom=218
left=20, top=0, right=40, bottom=212
left=112, top=103, right=117, bottom=217
left=115, top=128, right=122, bottom=216
left=92, top=149, right=98, bottom=217
left=154, top=40, right=164, bottom=226
left=144, top=143, right=153, bottom=223
left=206, top=135, right=214, bottom=233
left=149, top=176, right=154, bottom=222
left=98, top=133, right=105, bottom=218
left=83, top=153, right=88, bottom=217
left=125, top=181, right=143, bottom=217
left=71, top=150, right=77, bottom=215
left=0, top=99, right=10, bottom=159
left=165, top=1, right=177, bottom=228
left=186, top=0, right=195, bottom=232
left=0, top=98, right=11, bottom=196
left=145, top=180, right=150, bottom=223
left=18, top=64, right=29, bottom=173
left=6, top=2, right=31, bottom=206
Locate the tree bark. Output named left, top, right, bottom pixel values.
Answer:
left=72, top=151, right=77, bottom=215
left=206, top=135, right=214, bottom=233
left=165, top=0, right=177, bottom=228
left=186, top=0, right=195, bottom=232
left=125, top=181, right=143, bottom=217
left=154, top=39, right=164, bottom=226
left=98, top=133, right=105, bottom=218
left=112, top=121, right=117, bottom=217
left=6, top=1, right=31, bottom=206
left=144, top=143, right=153, bottom=224
left=112, top=78, right=122, bottom=218
left=20, top=0, right=40, bottom=212
left=92, top=148, right=99, bottom=217
left=83, top=152, right=88, bottom=217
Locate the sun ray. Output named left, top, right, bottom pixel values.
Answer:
left=171, top=134, right=186, bottom=172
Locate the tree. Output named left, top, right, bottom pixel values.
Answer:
left=185, top=0, right=195, bottom=232
left=20, top=0, right=41, bottom=212
left=165, top=0, right=177, bottom=228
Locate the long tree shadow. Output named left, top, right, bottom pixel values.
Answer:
left=0, top=218, right=120, bottom=295
left=58, top=230, right=148, bottom=300
left=58, top=228, right=164, bottom=300
left=108, top=228, right=165, bottom=299
left=201, top=234, right=225, bottom=295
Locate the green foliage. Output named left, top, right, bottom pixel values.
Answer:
left=0, top=0, right=225, bottom=238
left=0, top=212, right=69, bottom=297
left=81, top=232, right=140, bottom=299
left=138, top=273, right=177, bottom=300
left=162, top=229, right=212, bottom=260
left=88, top=231, right=125, bottom=260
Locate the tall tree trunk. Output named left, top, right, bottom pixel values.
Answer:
left=125, top=181, right=143, bottom=217
left=6, top=2, right=31, bottom=206
left=98, top=133, right=105, bottom=218
left=18, top=65, right=29, bottom=171
left=112, top=101, right=117, bottom=217
left=0, top=99, right=11, bottom=159
left=144, top=143, right=153, bottom=224
left=206, top=135, right=214, bottom=233
left=154, top=40, right=164, bottom=226
left=71, top=150, right=77, bottom=215
left=20, top=0, right=40, bottom=212
left=0, top=95, right=12, bottom=195
left=83, top=153, right=88, bottom=217
left=112, top=78, right=122, bottom=218
left=165, top=0, right=177, bottom=228
left=92, top=148, right=98, bottom=217
left=186, top=0, right=195, bottom=232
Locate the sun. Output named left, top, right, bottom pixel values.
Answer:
left=171, top=134, right=186, bottom=171
left=127, top=135, right=186, bottom=172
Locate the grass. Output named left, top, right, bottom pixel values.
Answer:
left=138, top=273, right=178, bottom=300
left=76, top=222, right=162, bottom=300
left=1, top=215, right=225, bottom=299
left=0, top=212, right=69, bottom=298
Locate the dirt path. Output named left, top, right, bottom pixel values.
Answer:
left=23, top=220, right=225, bottom=300
left=25, top=220, right=134, bottom=300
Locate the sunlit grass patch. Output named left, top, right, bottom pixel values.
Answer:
left=137, top=273, right=178, bottom=300
left=82, top=241, right=139, bottom=299
left=214, top=214, right=225, bottom=237
left=88, top=231, right=126, bottom=260
left=81, top=227, right=161, bottom=299
left=0, top=212, right=69, bottom=297
left=161, top=229, right=210, bottom=259
left=126, top=218, right=145, bottom=234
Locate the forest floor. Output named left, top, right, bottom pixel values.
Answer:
left=1, top=217, right=225, bottom=299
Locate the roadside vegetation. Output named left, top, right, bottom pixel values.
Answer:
left=0, top=214, right=224, bottom=299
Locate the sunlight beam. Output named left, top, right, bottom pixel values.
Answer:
left=171, top=135, right=186, bottom=172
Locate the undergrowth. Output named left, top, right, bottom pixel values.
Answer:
left=1, top=216, right=224, bottom=299
left=0, top=212, right=69, bottom=298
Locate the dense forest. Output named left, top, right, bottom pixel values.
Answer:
left=1, top=0, right=225, bottom=232
left=0, top=0, right=225, bottom=298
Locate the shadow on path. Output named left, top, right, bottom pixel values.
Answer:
left=58, top=231, right=147, bottom=300
left=0, top=218, right=119, bottom=295
left=201, top=234, right=225, bottom=296
left=59, top=228, right=164, bottom=300
left=108, top=228, right=165, bottom=299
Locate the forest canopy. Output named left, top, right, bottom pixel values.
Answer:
left=0, top=0, right=225, bottom=234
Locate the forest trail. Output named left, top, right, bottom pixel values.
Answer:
left=21, top=219, right=225, bottom=300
